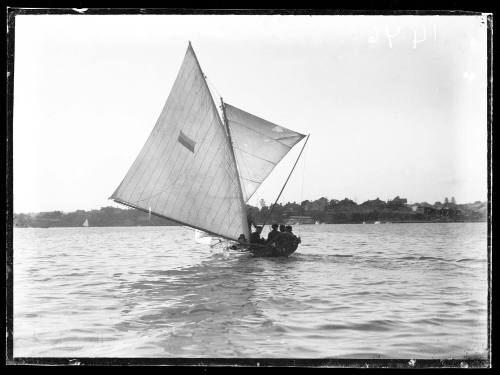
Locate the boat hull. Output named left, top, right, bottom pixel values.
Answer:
left=247, top=238, right=300, bottom=258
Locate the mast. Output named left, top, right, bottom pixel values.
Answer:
left=221, top=97, right=250, bottom=239
left=261, top=134, right=310, bottom=228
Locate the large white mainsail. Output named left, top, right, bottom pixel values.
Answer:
left=223, top=103, right=306, bottom=202
left=110, top=43, right=249, bottom=241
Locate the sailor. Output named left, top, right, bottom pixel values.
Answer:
left=230, top=233, right=248, bottom=250
left=247, top=213, right=256, bottom=233
left=250, top=226, right=265, bottom=244
left=279, top=224, right=286, bottom=233
left=266, top=223, right=280, bottom=244
left=285, top=225, right=301, bottom=244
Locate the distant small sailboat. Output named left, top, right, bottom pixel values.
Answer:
left=110, top=42, right=308, bottom=257
left=374, top=221, right=381, bottom=224
left=82, top=219, right=89, bottom=227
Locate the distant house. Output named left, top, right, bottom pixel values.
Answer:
left=410, top=204, right=420, bottom=212
left=285, top=216, right=315, bottom=224
left=410, top=204, right=435, bottom=215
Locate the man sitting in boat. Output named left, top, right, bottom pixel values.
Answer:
left=266, top=223, right=280, bottom=244
left=250, top=226, right=266, bottom=244
left=285, top=225, right=301, bottom=244
left=230, top=234, right=248, bottom=250
left=247, top=213, right=256, bottom=233
left=265, top=225, right=299, bottom=254
left=279, top=224, right=286, bottom=233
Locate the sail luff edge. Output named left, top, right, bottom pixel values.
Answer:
left=185, top=43, right=249, bottom=240
left=221, top=98, right=250, bottom=239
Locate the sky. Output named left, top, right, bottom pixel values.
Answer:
left=12, top=14, right=489, bottom=213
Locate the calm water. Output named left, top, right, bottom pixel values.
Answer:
left=13, top=223, right=488, bottom=358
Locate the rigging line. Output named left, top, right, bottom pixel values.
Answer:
left=261, top=134, right=310, bottom=228
left=205, top=75, right=222, bottom=100
left=204, top=75, right=227, bottom=128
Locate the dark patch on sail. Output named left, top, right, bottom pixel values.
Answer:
left=178, top=130, right=196, bottom=153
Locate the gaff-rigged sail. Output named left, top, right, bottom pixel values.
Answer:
left=223, top=103, right=306, bottom=202
left=110, top=44, right=249, bottom=241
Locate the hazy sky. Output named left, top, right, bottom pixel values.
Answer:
left=13, top=14, right=489, bottom=213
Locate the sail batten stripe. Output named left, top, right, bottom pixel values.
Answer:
left=233, top=146, right=277, bottom=165
left=125, top=60, right=199, bottom=205
left=112, top=198, right=238, bottom=241
left=158, top=106, right=214, bottom=215
left=139, top=70, right=206, bottom=208
left=228, top=119, right=296, bottom=148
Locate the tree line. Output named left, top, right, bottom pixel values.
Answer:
left=14, top=196, right=487, bottom=228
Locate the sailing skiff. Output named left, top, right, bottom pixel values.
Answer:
left=110, top=42, right=309, bottom=257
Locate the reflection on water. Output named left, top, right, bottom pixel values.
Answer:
left=14, top=223, right=488, bottom=358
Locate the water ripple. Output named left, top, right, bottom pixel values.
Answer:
left=13, top=223, right=488, bottom=358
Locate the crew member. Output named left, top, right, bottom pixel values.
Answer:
left=250, top=226, right=265, bottom=244
left=285, top=225, right=301, bottom=244
left=266, top=223, right=280, bottom=244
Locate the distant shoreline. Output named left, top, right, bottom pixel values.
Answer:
left=13, top=197, right=487, bottom=229
left=14, top=220, right=486, bottom=229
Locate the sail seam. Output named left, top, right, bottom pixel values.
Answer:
left=226, top=103, right=305, bottom=136
left=206, top=147, right=241, bottom=236
left=148, top=72, right=209, bottom=210
left=232, top=146, right=277, bottom=165
left=137, top=68, right=205, bottom=207
left=134, top=110, right=214, bottom=208
left=167, top=117, right=218, bottom=219
left=158, top=103, right=214, bottom=214
left=182, top=128, right=227, bottom=228
left=124, top=59, right=198, bottom=203
left=228, top=119, right=294, bottom=148
left=241, top=176, right=262, bottom=184
left=113, top=198, right=238, bottom=241
left=124, top=60, right=199, bottom=204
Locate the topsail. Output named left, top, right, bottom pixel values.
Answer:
left=224, top=103, right=305, bottom=202
left=110, top=42, right=306, bottom=242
